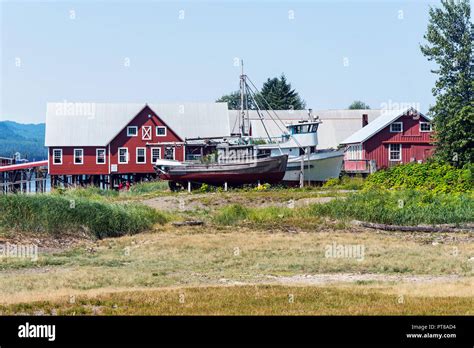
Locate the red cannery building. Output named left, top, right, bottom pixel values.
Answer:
left=45, top=102, right=229, bottom=188
left=340, top=108, right=434, bottom=174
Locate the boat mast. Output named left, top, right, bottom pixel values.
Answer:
left=239, top=60, right=248, bottom=137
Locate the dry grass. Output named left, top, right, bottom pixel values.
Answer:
left=0, top=225, right=472, bottom=310
left=0, top=284, right=472, bottom=315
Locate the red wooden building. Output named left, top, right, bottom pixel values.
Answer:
left=340, top=108, right=434, bottom=174
left=45, top=102, right=229, bottom=188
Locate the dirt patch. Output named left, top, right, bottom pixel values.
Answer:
left=0, top=231, right=94, bottom=253
left=266, top=273, right=464, bottom=285
left=141, top=193, right=337, bottom=212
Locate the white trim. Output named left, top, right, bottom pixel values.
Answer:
left=156, top=126, right=167, bottom=137
left=73, top=148, right=84, bottom=165
left=389, top=122, right=403, bottom=133
left=108, top=144, right=111, bottom=174
left=53, top=148, right=62, bottom=165
left=142, top=126, right=152, bottom=140
left=127, top=126, right=138, bottom=137
left=389, top=144, right=402, bottom=161
left=150, top=147, right=161, bottom=164
left=96, top=148, right=106, bottom=164
left=136, top=147, right=146, bottom=164
left=118, top=147, right=129, bottom=164
left=419, top=122, right=432, bottom=132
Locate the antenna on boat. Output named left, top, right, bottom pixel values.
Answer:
left=239, top=59, right=249, bottom=137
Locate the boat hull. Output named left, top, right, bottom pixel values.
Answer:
left=158, top=155, right=288, bottom=185
left=283, top=150, right=344, bottom=182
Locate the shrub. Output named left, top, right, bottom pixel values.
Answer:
left=212, top=204, right=250, bottom=225
left=0, top=194, right=168, bottom=238
left=364, top=162, right=473, bottom=193
left=323, top=175, right=365, bottom=190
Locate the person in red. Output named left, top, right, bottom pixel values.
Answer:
left=118, top=182, right=123, bottom=191
left=126, top=181, right=130, bottom=191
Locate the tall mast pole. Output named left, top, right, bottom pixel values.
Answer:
left=239, top=59, right=246, bottom=136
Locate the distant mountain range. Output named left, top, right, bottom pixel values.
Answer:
left=0, top=121, right=47, bottom=161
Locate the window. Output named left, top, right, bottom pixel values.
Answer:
left=127, top=126, right=138, bottom=137
left=346, top=144, right=363, bottom=160
left=390, top=122, right=403, bottom=133
left=420, top=122, right=432, bottom=132
left=53, top=149, right=62, bottom=164
left=156, top=126, right=167, bottom=137
left=151, top=147, right=161, bottom=163
left=118, top=147, right=128, bottom=164
left=164, top=146, right=175, bottom=160
left=142, top=126, right=152, bottom=140
left=136, top=147, right=146, bottom=164
left=74, top=149, right=84, bottom=164
left=389, top=144, right=402, bottom=161
left=96, top=149, right=106, bottom=164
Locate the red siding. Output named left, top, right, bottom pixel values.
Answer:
left=344, top=114, right=435, bottom=172
left=109, top=106, right=184, bottom=174
left=49, top=147, right=109, bottom=175
left=49, top=105, right=185, bottom=175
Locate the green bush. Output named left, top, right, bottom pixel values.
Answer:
left=309, top=189, right=473, bottom=225
left=364, top=162, right=473, bottom=193
left=0, top=194, right=168, bottom=238
left=212, top=204, right=250, bottom=225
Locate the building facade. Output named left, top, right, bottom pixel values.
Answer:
left=340, top=108, right=434, bottom=174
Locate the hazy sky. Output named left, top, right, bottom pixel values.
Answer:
left=1, top=0, right=448, bottom=124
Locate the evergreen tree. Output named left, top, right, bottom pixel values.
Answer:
left=256, top=74, right=306, bottom=110
left=348, top=100, right=370, bottom=109
left=420, top=0, right=473, bottom=166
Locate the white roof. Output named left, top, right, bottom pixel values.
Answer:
left=230, top=109, right=383, bottom=148
left=340, top=107, right=429, bottom=145
left=45, top=102, right=230, bottom=147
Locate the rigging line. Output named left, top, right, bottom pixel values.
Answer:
left=245, top=78, right=305, bottom=151
left=245, top=77, right=291, bottom=134
left=245, top=84, right=274, bottom=144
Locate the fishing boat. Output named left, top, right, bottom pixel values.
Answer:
left=155, top=153, right=288, bottom=189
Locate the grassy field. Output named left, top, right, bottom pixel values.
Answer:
left=1, top=284, right=472, bottom=315
left=0, top=181, right=472, bottom=315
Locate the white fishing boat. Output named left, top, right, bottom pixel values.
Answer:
left=255, top=116, right=343, bottom=184
left=233, top=63, right=343, bottom=184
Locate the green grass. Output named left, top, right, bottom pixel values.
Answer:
left=310, top=189, right=474, bottom=226
left=0, top=194, right=168, bottom=238
left=211, top=190, right=473, bottom=227
left=323, top=175, right=365, bottom=190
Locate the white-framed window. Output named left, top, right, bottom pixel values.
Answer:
left=151, top=147, right=161, bottom=163
left=164, top=146, right=175, bottom=160
left=118, top=147, right=128, bottom=164
left=136, top=147, right=146, bottom=164
left=389, top=144, right=402, bottom=161
left=53, top=149, right=62, bottom=165
left=74, top=148, right=84, bottom=165
left=127, top=126, right=138, bottom=137
left=420, top=122, right=432, bottom=132
left=346, top=144, right=363, bottom=160
left=390, top=122, right=403, bottom=133
left=156, top=126, right=167, bottom=137
left=142, top=126, right=152, bottom=140
left=96, top=148, right=106, bottom=164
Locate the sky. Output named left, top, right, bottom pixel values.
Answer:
left=0, top=0, right=455, bottom=124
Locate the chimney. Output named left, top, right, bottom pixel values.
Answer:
left=362, top=114, right=368, bottom=127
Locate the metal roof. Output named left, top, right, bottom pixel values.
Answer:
left=0, top=160, right=48, bottom=173
left=45, top=102, right=230, bottom=147
left=229, top=109, right=383, bottom=148
left=340, top=107, right=430, bottom=145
